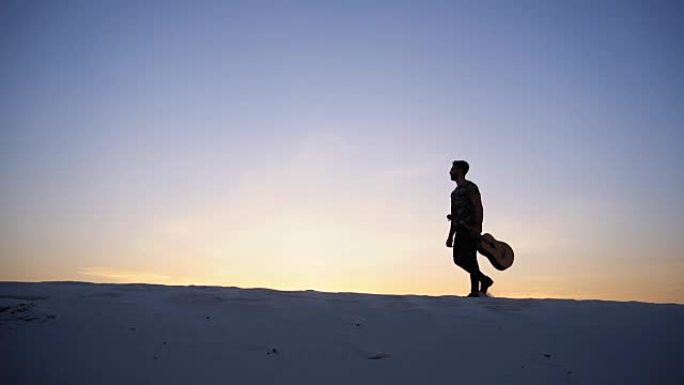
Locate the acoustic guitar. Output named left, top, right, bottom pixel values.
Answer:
left=448, top=215, right=514, bottom=271
left=477, top=233, right=514, bottom=271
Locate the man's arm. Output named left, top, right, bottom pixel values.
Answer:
left=470, top=192, right=483, bottom=236
left=446, top=218, right=456, bottom=247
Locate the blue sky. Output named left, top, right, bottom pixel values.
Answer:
left=1, top=0, right=683, bottom=303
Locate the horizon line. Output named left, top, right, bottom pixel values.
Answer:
left=2, top=280, right=682, bottom=306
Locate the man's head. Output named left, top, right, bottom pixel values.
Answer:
left=450, top=160, right=469, bottom=181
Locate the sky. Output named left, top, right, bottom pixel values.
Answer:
left=1, top=0, right=683, bottom=304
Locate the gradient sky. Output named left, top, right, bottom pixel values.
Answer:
left=2, top=0, right=683, bottom=303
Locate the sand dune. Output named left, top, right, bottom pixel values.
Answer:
left=1, top=282, right=682, bottom=385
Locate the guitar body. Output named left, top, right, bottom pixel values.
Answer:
left=478, top=233, right=514, bottom=271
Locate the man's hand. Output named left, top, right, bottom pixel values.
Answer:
left=446, top=237, right=453, bottom=248
left=468, top=224, right=483, bottom=239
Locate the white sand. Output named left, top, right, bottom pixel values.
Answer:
left=1, top=282, right=682, bottom=385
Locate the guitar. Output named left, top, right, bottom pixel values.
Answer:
left=477, top=233, right=514, bottom=271
left=448, top=215, right=515, bottom=271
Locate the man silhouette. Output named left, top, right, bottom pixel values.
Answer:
left=446, top=160, right=493, bottom=297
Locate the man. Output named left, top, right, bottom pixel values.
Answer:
left=446, top=160, right=493, bottom=297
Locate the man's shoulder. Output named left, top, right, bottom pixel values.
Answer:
left=451, top=180, right=480, bottom=198
left=464, top=180, right=480, bottom=194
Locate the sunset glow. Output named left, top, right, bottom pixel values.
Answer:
left=2, top=0, right=683, bottom=304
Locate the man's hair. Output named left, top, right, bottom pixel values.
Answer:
left=452, top=160, right=469, bottom=175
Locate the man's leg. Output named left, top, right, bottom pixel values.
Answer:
left=469, top=256, right=482, bottom=294
left=480, top=275, right=494, bottom=294
left=471, top=254, right=493, bottom=294
left=454, top=233, right=486, bottom=295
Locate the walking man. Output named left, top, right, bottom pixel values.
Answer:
left=446, top=160, right=493, bottom=297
